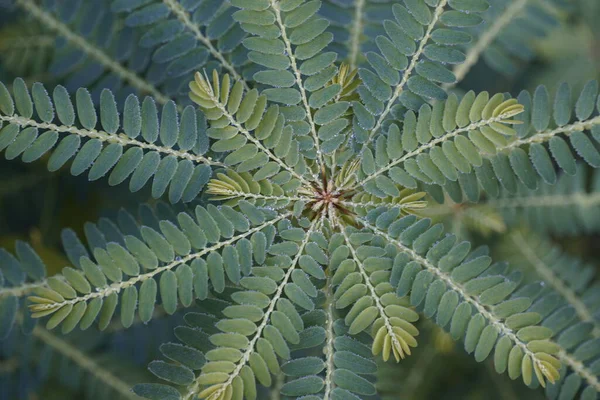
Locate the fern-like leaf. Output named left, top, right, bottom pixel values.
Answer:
left=355, top=80, right=600, bottom=205
left=111, top=0, right=250, bottom=93
left=354, top=91, right=524, bottom=201
left=359, top=209, right=562, bottom=388
left=232, top=0, right=347, bottom=176
left=206, top=168, right=310, bottom=208
left=189, top=70, right=311, bottom=187
left=448, top=0, right=566, bottom=86
left=491, top=165, right=600, bottom=236
left=0, top=80, right=214, bottom=203
left=502, top=234, right=600, bottom=399
left=26, top=204, right=289, bottom=331
left=14, top=0, right=173, bottom=104
left=335, top=227, right=420, bottom=362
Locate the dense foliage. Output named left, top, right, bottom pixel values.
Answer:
left=0, top=0, right=599, bottom=399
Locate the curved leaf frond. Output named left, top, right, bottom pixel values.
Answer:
left=0, top=80, right=215, bottom=203
left=15, top=0, right=172, bottom=104
left=447, top=0, right=565, bottom=87
left=27, top=205, right=290, bottom=332
left=502, top=235, right=600, bottom=398
left=360, top=210, right=561, bottom=388
left=490, top=165, right=600, bottom=236
left=354, top=91, right=524, bottom=200
left=111, top=0, right=250, bottom=92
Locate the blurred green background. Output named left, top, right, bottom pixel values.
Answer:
left=0, top=0, right=599, bottom=399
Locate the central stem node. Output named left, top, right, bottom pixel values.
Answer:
left=316, top=188, right=338, bottom=205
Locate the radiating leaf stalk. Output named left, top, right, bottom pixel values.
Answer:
left=348, top=0, right=366, bottom=70
left=0, top=113, right=221, bottom=167
left=268, top=0, right=326, bottom=187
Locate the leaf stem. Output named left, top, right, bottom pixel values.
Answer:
left=445, top=0, right=529, bottom=88
left=0, top=34, right=55, bottom=50
left=0, top=115, right=223, bottom=167
left=348, top=0, right=366, bottom=70
left=558, top=350, right=600, bottom=392
left=499, top=115, right=600, bottom=151
left=269, top=0, right=326, bottom=186
left=0, top=280, right=47, bottom=299
left=208, top=188, right=310, bottom=204
left=32, top=325, right=140, bottom=399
